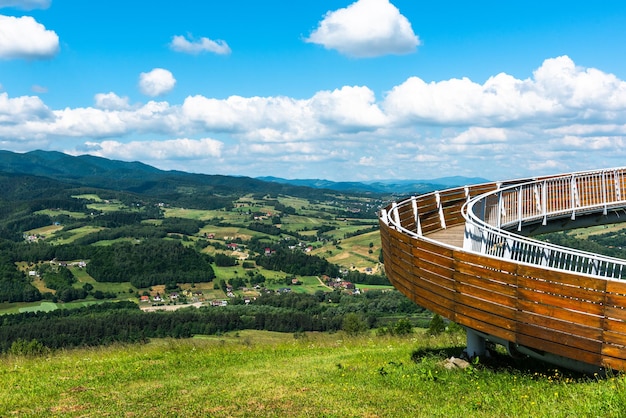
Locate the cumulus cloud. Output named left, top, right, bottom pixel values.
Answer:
left=0, top=92, right=52, bottom=123
left=383, top=56, right=626, bottom=127
left=306, top=0, right=420, bottom=58
left=94, top=92, right=131, bottom=110
left=81, top=137, right=223, bottom=161
left=0, top=15, right=59, bottom=59
left=169, top=34, right=231, bottom=55
left=0, top=0, right=50, bottom=10
left=138, top=68, right=176, bottom=97
left=3, top=55, right=626, bottom=180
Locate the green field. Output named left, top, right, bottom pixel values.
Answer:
left=2, top=330, right=625, bottom=417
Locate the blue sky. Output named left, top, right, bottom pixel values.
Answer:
left=2, top=0, right=626, bottom=182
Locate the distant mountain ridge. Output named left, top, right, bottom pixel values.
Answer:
left=0, top=150, right=329, bottom=198
left=0, top=149, right=488, bottom=197
left=257, top=175, right=490, bottom=195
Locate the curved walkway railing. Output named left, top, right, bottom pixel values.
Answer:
left=379, top=167, right=626, bottom=372
left=463, top=168, right=626, bottom=279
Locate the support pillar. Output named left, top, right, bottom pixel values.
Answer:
left=465, top=328, right=486, bottom=358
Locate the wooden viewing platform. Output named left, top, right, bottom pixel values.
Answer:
left=425, top=225, right=465, bottom=248
left=379, top=168, right=626, bottom=372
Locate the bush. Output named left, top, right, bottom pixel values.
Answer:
left=392, top=318, right=413, bottom=335
left=427, top=314, right=446, bottom=336
left=8, top=339, right=48, bottom=356
left=342, top=313, right=368, bottom=336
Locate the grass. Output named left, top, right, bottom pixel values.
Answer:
left=2, top=329, right=626, bottom=417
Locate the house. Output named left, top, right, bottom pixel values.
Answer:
left=140, top=295, right=150, bottom=303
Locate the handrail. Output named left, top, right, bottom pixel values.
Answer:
left=462, top=167, right=626, bottom=279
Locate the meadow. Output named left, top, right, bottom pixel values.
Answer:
left=1, top=329, right=625, bottom=417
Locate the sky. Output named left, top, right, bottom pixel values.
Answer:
left=2, top=1, right=626, bottom=182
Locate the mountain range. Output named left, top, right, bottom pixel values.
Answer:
left=0, top=150, right=488, bottom=196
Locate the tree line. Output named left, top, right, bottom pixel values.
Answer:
left=0, top=290, right=426, bottom=353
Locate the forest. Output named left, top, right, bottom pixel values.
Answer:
left=0, top=290, right=426, bottom=353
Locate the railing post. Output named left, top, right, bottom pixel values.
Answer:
left=392, top=202, right=400, bottom=227
left=571, top=175, right=579, bottom=220
left=602, top=171, right=608, bottom=216
left=542, top=180, right=548, bottom=225
left=380, top=209, right=389, bottom=226
left=436, top=192, right=446, bottom=230
left=497, top=190, right=504, bottom=229
left=517, top=186, right=523, bottom=232
left=411, top=196, right=422, bottom=236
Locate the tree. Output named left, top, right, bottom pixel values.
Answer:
left=342, top=313, right=368, bottom=336
left=427, top=314, right=446, bottom=336
left=392, top=318, right=413, bottom=335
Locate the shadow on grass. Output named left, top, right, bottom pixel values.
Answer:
left=410, top=345, right=598, bottom=381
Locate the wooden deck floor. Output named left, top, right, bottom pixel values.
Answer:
left=426, top=225, right=465, bottom=248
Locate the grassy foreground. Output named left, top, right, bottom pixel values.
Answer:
left=1, top=330, right=626, bottom=417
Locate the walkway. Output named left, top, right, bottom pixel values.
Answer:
left=379, top=167, right=626, bottom=372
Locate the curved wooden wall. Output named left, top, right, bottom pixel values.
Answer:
left=380, top=181, right=626, bottom=370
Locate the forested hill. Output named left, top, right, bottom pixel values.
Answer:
left=0, top=150, right=345, bottom=200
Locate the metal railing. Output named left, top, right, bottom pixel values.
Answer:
left=463, top=168, right=626, bottom=279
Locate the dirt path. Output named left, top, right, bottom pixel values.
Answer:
left=140, top=301, right=204, bottom=312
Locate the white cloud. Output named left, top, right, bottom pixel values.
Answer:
left=0, top=92, right=52, bottom=123
left=138, top=68, right=176, bottom=97
left=3, top=55, right=626, bottom=180
left=0, top=0, right=50, bottom=10
left=306, top=0, right=419, bottom=58
left=169, top=34, right=231, bottom=55
left=31, top=84, right=47, bottom=93
left=81, top=137, right=223, bottom=161
left=182, top=86, right=386, bottom=141
left=309, top=86, right=387, bottom=131
left=0, top=15, right=59, bottom=59
left=94, top=92, right=130, bottom=110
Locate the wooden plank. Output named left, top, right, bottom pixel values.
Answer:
left=454, top=269, right=517, bottom=297
left=454, top=315, right=517, bottom=342
left=413, top=247, right=455, bottom=270
left=605, top=293, right=626, bottom=308
left=409, top=281, right=456, bottom=316
left=415, top=238, right=454, bottom=258
left=454, top=250, right=518, bottom=273
left=600, top=355, right=626, bottom=372
left=439, top=189, right=468, bottom=202
left=516, top=332, right=602, bottom=366
left=454, top=259, right=518, bottom=286
left=606, top=279, right=626, bottom=296
left=604, top=306, right=626, bottom=323
left=517, top=288, right=604, bottom=316
left=516, top=310, right=602, bottom=341
left=411, top=266, right=456, bottom=293
left=517, top=264, right=607, bottom=291
left=602, top=330, right=626, bottom=347
left=415, top=257, right=454, bottom=281
left=517, top=323, right=602, bottom=353
left=455, top=280, right=517, bottom=309
left=455, top=293, right=517, bottom=322
left=517, top=276, right=606, bottom=304
left=517, top=299, right=604, bottom=329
